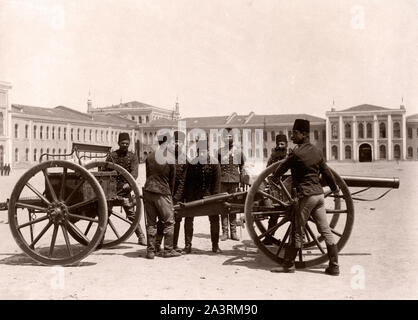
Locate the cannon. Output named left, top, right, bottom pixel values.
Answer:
left=0, top=143, right=142, bottom=265
left=175, top=161, right=399, bottom=269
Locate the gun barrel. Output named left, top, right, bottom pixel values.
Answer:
left=341, top=175, right=400, bottom=189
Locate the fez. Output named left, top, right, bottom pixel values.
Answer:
left=292, top=119, right=310, bottom=133
left=275, top=134, right=288, bottom=143
left=118, top=132, right=130, bottom=142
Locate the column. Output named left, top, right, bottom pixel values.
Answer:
left=131, top=128, right=136, bottom=153
left=325, top=116, right=330, bottom=161
left=373, top=115, right=378, bottom=161
left=401, top=113, right=406, bottom=160
left=352, top=115, right=357, bottom=161
left=339, top=116, right=343, bottom=160
left=387, top=114, right=392, bottom=160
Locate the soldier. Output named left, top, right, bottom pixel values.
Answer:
left=143, top=134, right=181, bottom=259
left=270, top=119, right=340, bottom=276
left=263, top=134, right=288, bottom=245
left=218, top=128, right=245, bottom=241
left=106, top=132, right=146, bottom=245
left=183, top=135, right=222, bottom=253
left=155, top=131, right=188, bottom=254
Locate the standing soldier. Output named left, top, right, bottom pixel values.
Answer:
left=106, top=132, right=146, bottom=245
left=218, top=128, right=245, bottom=241
left=263, top=134, right=288, bottom=245
left=270, top=119, right=340, bottom=276
left=183, top=135, right=222, bottom=253
left=143, top=134, right=181, bottom=259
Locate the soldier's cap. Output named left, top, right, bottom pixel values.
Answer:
left=173, top=130, right=186, bottom=142
left=118, top=132, right=130, bottom=142
left=292, top=119, right=310, bottom=133
left=275, top=134, right=288, bottom=143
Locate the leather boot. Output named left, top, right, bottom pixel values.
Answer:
left=221, top=214, right=229, bottom=241
left=325, top=244, right=340, bottom=276
left=271, top=246, right=298, bottom=273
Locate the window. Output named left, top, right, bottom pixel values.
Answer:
left=345, top=145, right=352, bottom=159
left=84, top=129, right=87, bottom=141
left=15, top=148, right=19, bottom=162
left=0, top=112, right=3, bottom=135
left=331, top=145, right=338, bottom=160
left=263, top=148, right=268, bottom=158
left=89, top=129, right=92, bottom=141
left=146, top=116, right=149, bottom=123
left=132, top=116, right=135, bottom=121
left=46, top=127, right=49, bottom=139
left=40, top=126, right=43, bottom=139
left=33, top=149, right=37, bottom=162
left=393, top=122, right=400, bottom=138
left=379, top=145, right=386, bottom=159
left=380, top=123, right=386, bottom=138
left=358, top=123, right=364, bottom=139
left=58, top=149, right=61, bottom=159
left=106, top=131, right=109, bottom=142
left=101, top=130, right=103, bottom=142
left=408, top=127, right=412, bottom=139
left=263, top=131, right=267, bottom=142
left=344, top=123, right=351, bottom=139
left=25, top=125, right=29, bottom=139
left=63, top=128, right=66, bottom=140
left=52, top=127, right=55, bottom=139
left=407, top=147, right=413, bottom=158
left=95, top=130, right=98, bottom=141
left=52, top=148, right=55, bottom=155
left=58, top=127, right=61, bottom=140
left=314, top=130, right=319, bottom=140
left=139, top=117, right=142, bottom=124
left=366, top=123, right=372, bottom=138
left=394, top=144, right=401, bottom=159
left=25, top=148, right=29, bottom=161
left=70, top=128, right=73, bottom=141
left=331, top=123, right=338, bottom=139
left=271, top=131, right=275, bottom=141
left=33, top=125, right=37, bottom=139
left=77, top=129, right=80, bottom=141
left=14, top=124, right=18, bottom=138
left=322, top=130, right=326, bottom=142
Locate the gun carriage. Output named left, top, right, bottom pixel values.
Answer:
left=1, top=150, right=399, bottom=267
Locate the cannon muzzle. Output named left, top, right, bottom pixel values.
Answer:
left=341, top=175, right=400, bottom=189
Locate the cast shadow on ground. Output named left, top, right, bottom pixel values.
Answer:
left=0, top=251, right=96, bottom=267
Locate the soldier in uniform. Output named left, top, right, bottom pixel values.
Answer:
left=143, top=134, right=181, bottom=259
left=263, top=134, right=288, bottom=245
left=106, top=132, right=146, bottom=245
left=183, top=135, right=223, bottom=253
left=218, top=128, right=245, bottom=241
left=270, top=119, right=340, bottom=276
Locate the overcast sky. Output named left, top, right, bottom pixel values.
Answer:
left=1, top=0, right=418, bottom=118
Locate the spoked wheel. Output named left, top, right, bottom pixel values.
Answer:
left=8, top=160, right=107, bottom=266
left=245, top=161, right=354, bottom=268
left=73, top=161, right=142, bottom=248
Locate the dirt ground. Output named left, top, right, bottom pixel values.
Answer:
left=0, top=161, right=417, bottom=300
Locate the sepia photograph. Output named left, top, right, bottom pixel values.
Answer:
left=0, top=0, right=417, bottom=304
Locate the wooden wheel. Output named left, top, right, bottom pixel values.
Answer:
left=8, top=160, right=107, bottom=266
left=77, top=161, right=142, bottom=248
left=244, top=161, right=354, bottom=268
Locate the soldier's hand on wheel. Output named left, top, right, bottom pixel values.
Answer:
left=122, top=183, right=130, bottom=190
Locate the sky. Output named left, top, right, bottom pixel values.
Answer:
left=1, top=0, right=418, bottom=118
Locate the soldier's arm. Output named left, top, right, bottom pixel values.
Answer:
left=273, top=154, right=292, bottom=179
left=173, top=164, right=188, bottom=202
left=131, top=153, right=139, bottom=180
left=319, top=158, right=338, bottom=192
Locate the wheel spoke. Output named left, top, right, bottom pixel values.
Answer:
left=29, top=221, right=53, bottom=248
left=49, top=224, right=59, bottom=257
left=84, top=221, right=93, bottom=235
left=330, top=228, right=342, bottom=237
left=304, top=224, right=325, bottom=254
left=25, top=182, right=51, bottom=206
left=64, top=179, right=85, bottom=204
left=67, top=197, right=97, bottom=211
left=59, top=167, right=68, bottom=201
left=43, top=169, right=58, bottom=202
left=67, top=213, right=99, bottom=223
left=18, top=215, right=49, bottom=229
left=61, top=225, right=73, bottom=256
left=111, top=211, right=133, bottom=225
left=67, top=221, right=91, bottom=244
left=16, top=201, right=48, bottom=212
left=256, top=189, right=289, bottom=207
left=276, top=223, right=291, bottom=256
left=257, top=217, right=288, bottom=240
left=108, top=219, right=121, bottom=239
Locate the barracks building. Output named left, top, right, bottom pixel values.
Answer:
left=1, top=80, right=418, bottom=168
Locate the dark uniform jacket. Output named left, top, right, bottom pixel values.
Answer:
left=183, top=155, right=221, bottom=202
left=218, top=148, right=245, bottom=184
left=144, top=151, right=176, bottom=196
left=267, top=147, right=287, bottom=166
left=173, top=162, right=188, bottom=203
left=106, top=150, right=139, bottom=192
left=274, top=142, right=338, bottom=197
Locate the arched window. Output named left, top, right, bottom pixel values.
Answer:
left=58, top=149, right=61, bottom=160
left=366, top=122, right=372, bottom=138
left=379, top=122, right=386, bottom=138
left=101, top=130, right=103, bottom=142
left=77, top=128, right=80, bottom=141
left=14, top=148, right=19, bottom=162
left=33, top=125, right=37, bottom=139
left=95, top=130, right=98, bottom=141
left=58, top=127, right=61, bottom=140
left=379, top=145, right=386, bottom=159
left=358, top=123, right=364, bottom=139
left=394, top=144, right=401, bottom=159
left=25, top=148, right=29, bottom=161
left=345, top=145, right=352, bottom=159
left=146, top=116, right=149, bottom=123
left=331, top=123, right=338, bottom=139
left=63, top=128, right=67, bottom=140
left=46, top=127, right=49, bottom=139
left=40, top=126, right=43, bottom=139
left=14, top=124, right=19, bottom=138
left=344, top=123, right=351, bottom=139
left=33, top=149, right=37, bottom=162
left=106, top=131, right=109, bottom=142
left=52, top=127, right=55, bottom=139
left=89, top=129, right=92, bottom=141
left=408, top=147, right=413, bottom=158
left=331, top=145, right=338, bottom=160
left=84, top=129, right=87, bottom=141
left=52, top=148, right=55, bottom=155
left=25, top=125, right=29, bottom=138
left=393, top=122, right=401, bottom=138
left=70, top=128, right=73, bottom=141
